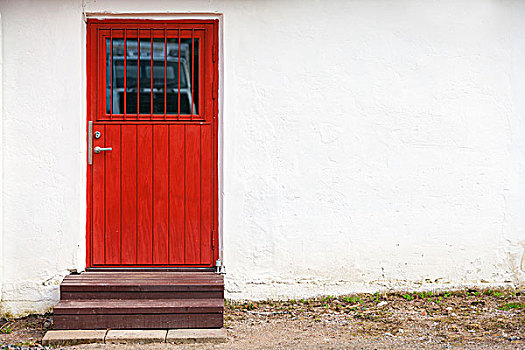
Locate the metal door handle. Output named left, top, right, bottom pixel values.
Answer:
left=94, top=146, right=112, bottom=154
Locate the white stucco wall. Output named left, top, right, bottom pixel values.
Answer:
left=0, top=0, right=524, bottom=315
left=0, top=0, right=86, bottom=314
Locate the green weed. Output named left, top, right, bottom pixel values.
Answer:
left=401, top=293, right=415, bottom=301
left=500, top=302, right=525, bottom=311
left=0, top=326, right=12, bottom=334
left=343, top=296, right=361, bottom=304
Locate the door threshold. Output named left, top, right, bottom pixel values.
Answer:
left=86, top=267, right=215, bottom=272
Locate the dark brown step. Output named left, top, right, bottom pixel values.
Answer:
left=53, top=313, right=223, bottom=330
left=61, top=290, right=223, bottom=300
left=60, top=272, right=224, bottom=298
left=61, top=284, right=223, bottom=291
left=62, top=272, right=223, bottom=283
left=54, top=272, right=224, bottom=329
left=54, top=298, right=223, bottom=315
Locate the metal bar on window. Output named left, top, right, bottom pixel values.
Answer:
left=191, top=29, right=194, bottom=118
left=110, top=29, right=113, bottom=119
left=164, top=28, right=167, bottom=119
left=137, top=29, right=140, bottom=118
left=150, top=29, right=153, bottom=119
left=123, top=28, right=127, bottom=118
left=178, top=28, right=181, bottom=120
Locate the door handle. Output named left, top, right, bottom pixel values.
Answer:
left=94, top=146, right=112, bottom=154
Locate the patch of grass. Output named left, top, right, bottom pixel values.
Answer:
left=243, top=302, right=257, bottom=310
left=415, top=291, right=433, bottom=300
left=401, top=293, right=415, bottom=301
left=500, top=302, right=525, bottom=311
left=21, top=341, right=37, bottom=347
left=0, top=326, right=12, bottom=334
left=343, top=296, right=361, bottom=304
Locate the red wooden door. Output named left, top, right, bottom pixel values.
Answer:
left=86, top=20, right=218, bottom=268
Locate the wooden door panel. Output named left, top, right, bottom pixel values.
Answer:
left=136, top=124, right=153, bottom=265
left=105, top=125, right=121, bottom=264
left=91, top=123, right=214, bottom=266
left=168, top=125, right=185, bottom=264
left=200, top=125, right=213, bottom=265
left=92, top=126, right=106, bottom=265
left=153, top=125, right=169, bottom=264
left=185, top=125, right=201, bottom=264
left=121, top=125, right=137, bottom=264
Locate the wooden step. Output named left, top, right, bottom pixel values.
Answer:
left=53, top=313, right=223, bottom=330
left=54, top=299, right=224, bottom=315
left=53, top=299, right=224, bottom=330
left=60, top=272, right=224, bottom=299
left=54, top=272, right=224, bottom=330
left=61, top=290, right=223, bottom=300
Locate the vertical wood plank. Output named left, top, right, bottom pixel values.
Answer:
left=153, top=125, right=169, bottom=264
left=92, top=124, right=105, bottom=265
left=121, top=125, right=137, bottom=264
left=185, top=125, right=201, bottom=264
left=200, top=125, right=213, bottom=265
left=169, top=125, right=185, bottom=264
left=105, top=124, right=121, bottom=264
left=137, top=125, right=153, bottom=264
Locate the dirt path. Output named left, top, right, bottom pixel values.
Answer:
left=0, top=288, right=523, bottom=349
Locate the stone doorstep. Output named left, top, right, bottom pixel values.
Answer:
left=42, top=330, right=107, bottom=346
left=167, top=328, right=227, bottom=344
left=42, top=328, right=227, bottom=346
left=105, top=330, right=167, bottom=344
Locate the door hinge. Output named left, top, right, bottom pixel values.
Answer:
left=211, top=230, right=215, bottom=251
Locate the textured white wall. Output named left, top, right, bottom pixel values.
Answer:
left=0, top=0, right=86, bottom=315
left=0, top=0, right=524, bottom=315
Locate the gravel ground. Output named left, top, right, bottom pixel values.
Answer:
left=0, top=288, right=522, bottom=349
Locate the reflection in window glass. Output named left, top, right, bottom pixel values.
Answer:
left=138, top=38, right=151, bottom=114
left=106, top=37, right=199, bottom=116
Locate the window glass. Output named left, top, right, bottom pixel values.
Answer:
left=106, top=37, right=199, bottom=116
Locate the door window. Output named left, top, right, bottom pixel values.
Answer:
left=99, top=28, right=206, bottom=121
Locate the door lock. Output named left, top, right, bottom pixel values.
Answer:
left=88, top=122, right=112, bottom=165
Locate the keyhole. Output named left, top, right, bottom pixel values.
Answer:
left=94, top=131, right=101, bottom=139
